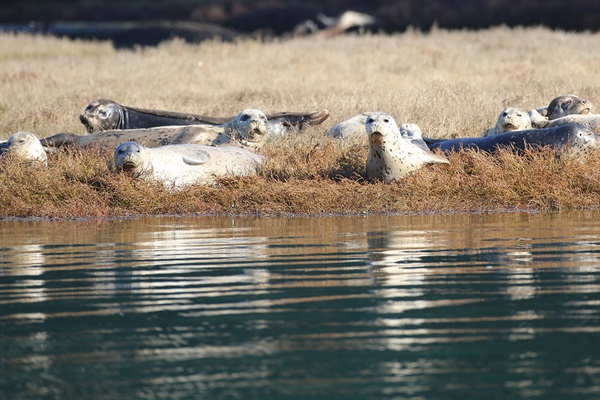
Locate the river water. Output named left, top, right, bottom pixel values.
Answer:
left=1, top=211, right=599, bottom=400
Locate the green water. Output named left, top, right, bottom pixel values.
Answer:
left=1, top=211, right=599, bottom=399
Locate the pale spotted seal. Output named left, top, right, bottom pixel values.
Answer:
left=80, top=99, right=329, bottom=138
left=113, top=141, right=262, bottom=189
left=0, top=131, right=47, bottom=166
left=366, top=112, right=450, bottom=182
left=482, top=107, right=533, bottom=137
left=42, top=109, right=270, bottom=151
left=423, top=124, right=599, bottom=161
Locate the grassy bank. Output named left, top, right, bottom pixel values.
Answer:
left=1, top=27, right=599, bottom=218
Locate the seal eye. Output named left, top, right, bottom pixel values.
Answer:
left=241, top=114, right=250, bottom=121
left=383, top=118, right=389, bottom=123
left=367, top=118, right=374, bottom=123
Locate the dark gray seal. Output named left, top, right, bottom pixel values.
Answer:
left=423, top=124, right=599, bottom=161
left=80, top=98, right=330, bottom=137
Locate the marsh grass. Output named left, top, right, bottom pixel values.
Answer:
left=0, top=27, right=599, bottom=218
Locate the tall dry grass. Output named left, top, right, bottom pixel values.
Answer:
left=0, top=27, right=599, bottom=218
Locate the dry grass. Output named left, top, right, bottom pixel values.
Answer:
left=1, top=27, right=599, bottom=218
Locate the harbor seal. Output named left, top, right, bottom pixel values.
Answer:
left=423, top=124, right=599, bottom=161
left=42, top=109, right=269, bottom=151
left=529, top=110, right=600, bottom=133
left=530, top=94, right=594, bottom=128
left=482, top=107, right=532, bottom=137
left=546, top=94, right=592, bottom=120
left=0, top=131, right=47, bottom=166
left=366, top=112, right=450, bottom=182
left=80, top=98, right=329, bottom=137
left=113, top=141, right=262, bottom=189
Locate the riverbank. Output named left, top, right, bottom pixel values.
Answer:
left=1, top=27, right=599, bottom=219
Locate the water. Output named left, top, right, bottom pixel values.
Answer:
left=1, top=211, right=599, bottom=400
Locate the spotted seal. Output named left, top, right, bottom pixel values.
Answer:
left=366, top=112, right=450, bottom=182
left=482, top=107, right=532, bottom=137
left=42, top=109, right=269, bottom=151
left=113, top=141, right=262, bottom=189
left=423, top=124, right=599, bottom=161
left=0, top=131, right=47, bottom=166
left=80, top=98, right=329, bottom=137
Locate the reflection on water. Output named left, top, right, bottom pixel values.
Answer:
left=1, top=211, right=599, bottom=400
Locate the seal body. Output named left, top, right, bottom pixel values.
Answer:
left=113, top=141, right=262, bottom=189
left=80, top=99, right=329, bottom=138
left=366, top=112, right=449, bottom=182
left=424, top=124, right=599, bottom=161
left=43, top=109, right=270, bottom=151
left=1, top=131, right=47, bottom=166
left=482, top=107, right=532, bottom=137
left=327, top=113, right=371, bottom=140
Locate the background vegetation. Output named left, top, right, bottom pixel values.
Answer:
left=1, top=27, right=599, bottom=218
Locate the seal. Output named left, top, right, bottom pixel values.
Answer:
left=423, top=124, right=599, bottom=161
left=482, top=107, right=532, bottom=137
left=0, top=131, right=47, bottom=166
left=366, top=112, right=450, bottom=182
left=546, top=94, right=592, bottom=120
left=113, top=141, right=262, bottom=189
left=80, top=98, right=330, bottom=137
left=42, top=109, right=270, bottom=151
left=528, top=110, right=600, bottom=133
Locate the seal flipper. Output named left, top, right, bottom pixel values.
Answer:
left=39, top=133, right=78, bottom=148
left=181, top=150, right=211, bottom=165
left=266, top=109, right=330, bottom=129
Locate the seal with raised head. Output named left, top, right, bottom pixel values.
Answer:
left=113, top=141, right=262, bottom=189
left=0, top=131, right=47, bottom=166
left=80, top=98, right=329, bottom=137
left=546, top=94, right=592, bottom=120
left=327, top=113, right=371, bottom=140
left=482, top=107, right=532, bottom=137
left=42, top=109, right=270, bottom=151
left=366, top=112, right=450, bottom=182
left=423, top=124, right=599, bottom=161
left=530, top=94, right=594, bottom=128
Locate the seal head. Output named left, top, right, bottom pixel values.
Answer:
left=230, top=109, right=269, bottom=149
left=80, top=99, right=125, bottom=133
left=114, top=141, right=153, bottom=178
left=547, top=94, right=592, bottom=120
left=2, top=131, right=48, bottom=166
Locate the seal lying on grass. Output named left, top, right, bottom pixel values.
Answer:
left=366, top=112, right=450, bottom=182
left=0, top=131, right=47, bottom=166
left=81, top=98, right=330, bottom=137
left=423, top=124, right=599, bottom=161
left=42, top=109, right=269, bottom=151
left=113, top=141, right=262, bottom=189
left=530, top=94, right=594, bottom=128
